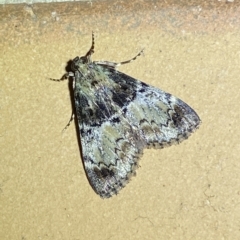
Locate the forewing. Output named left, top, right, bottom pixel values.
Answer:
left=76, top=67, right=200, bottom=198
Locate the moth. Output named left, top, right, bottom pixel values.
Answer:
left=51, top=33, right=201, bottom=198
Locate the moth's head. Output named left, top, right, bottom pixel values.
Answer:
left=71, top=56, right=92, bottom=72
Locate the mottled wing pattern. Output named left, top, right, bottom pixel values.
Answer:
left=74, top=64, right=200, bottom=198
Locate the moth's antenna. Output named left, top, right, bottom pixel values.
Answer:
left=93, top=49, right=144, bottom=69
left=86, top=32, right=95, bottom=58
left=115, top=49, right=144, bottom=67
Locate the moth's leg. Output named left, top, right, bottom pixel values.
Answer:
left=62, top=112, right=75, bottom=132
left=94, top=49, right=144, bottom=69
left=50, top=72, right=75, bottom=132
left=62, top=76, right=76, bottom=132
left=85, top=32, right=95, bottom=59
left=49, top=72, right=70, bottom=82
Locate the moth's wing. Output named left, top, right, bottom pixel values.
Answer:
left=80, top=119, right=143, bottom=198
left=106, top=69, right=201, bottom=148
left=77, top=69, right=200, bottom=198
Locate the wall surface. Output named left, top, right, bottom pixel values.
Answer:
left=1, top=0, right=240, bottom=239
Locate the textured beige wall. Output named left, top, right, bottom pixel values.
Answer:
left=1, top=1, right=240, bottom=239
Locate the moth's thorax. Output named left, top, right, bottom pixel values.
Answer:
left=74, top=59, right=115, bottom=95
